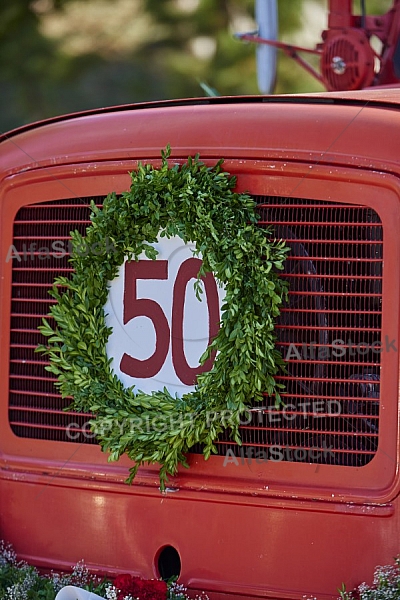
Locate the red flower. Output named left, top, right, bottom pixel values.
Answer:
left=141, top=579, right=167, bottom=600
left=113, top=573, right=167, bottom=600
left=149, top=580, right=167, bottom=594
left=114, top=574, right=134, bottom=599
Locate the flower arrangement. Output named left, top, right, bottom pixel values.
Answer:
left=0, top=540, right=106, bottom=600
left=107, top=573, right=167, bottom=600
left=0, top=540, right=208, bottom=600
left=105, top=575, right=208, bottom=600
left=337, top=557, right=400, bottom=600
left=3, top=538, right=400, bottom=600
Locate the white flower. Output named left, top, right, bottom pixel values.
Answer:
left=4, top=567, right=38, bottom=600
left=105, top=583, right=119, bottom=600
left=0, top=541, right=18, bottom=567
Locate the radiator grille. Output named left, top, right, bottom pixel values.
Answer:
left=8, top=196, right=383, bottom=466
left=9, top=199, right=98, bottom=443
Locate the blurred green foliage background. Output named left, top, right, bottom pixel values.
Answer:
left=0, top=0, right=393, bottom=132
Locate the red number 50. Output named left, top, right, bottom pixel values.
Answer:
left=120, top=258, right=220, bottom=385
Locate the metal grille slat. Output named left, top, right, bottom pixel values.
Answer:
left=196, top=196, right=382, bottom=467
left=9, top=198, right=97, bottom=443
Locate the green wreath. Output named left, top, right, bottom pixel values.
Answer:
left=38, top=146, right=289, bottom=489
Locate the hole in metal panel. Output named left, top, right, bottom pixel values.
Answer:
left=156, top=545, right=181, bottom=580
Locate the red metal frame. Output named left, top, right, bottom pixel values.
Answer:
left=1, top=95, right=400, bottom=598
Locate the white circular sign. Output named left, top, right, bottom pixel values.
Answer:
left=104, top=234, right=225, bottom=396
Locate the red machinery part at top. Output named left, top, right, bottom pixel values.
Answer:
left=320, top=28, right=375, bottom=91
left=321, top=0, right=400, bottom=91
left=240, top=0, right=400, bottom=92
left=376, top=0, right=400, bottom=85
left=328, top=0, right=354, bottom=29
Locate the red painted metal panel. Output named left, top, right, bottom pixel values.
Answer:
left=1, top=98, right=400, bottom=180
left=1, top=97, right=400, bottom=598
left=0, top=473, right=397, bottom=600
